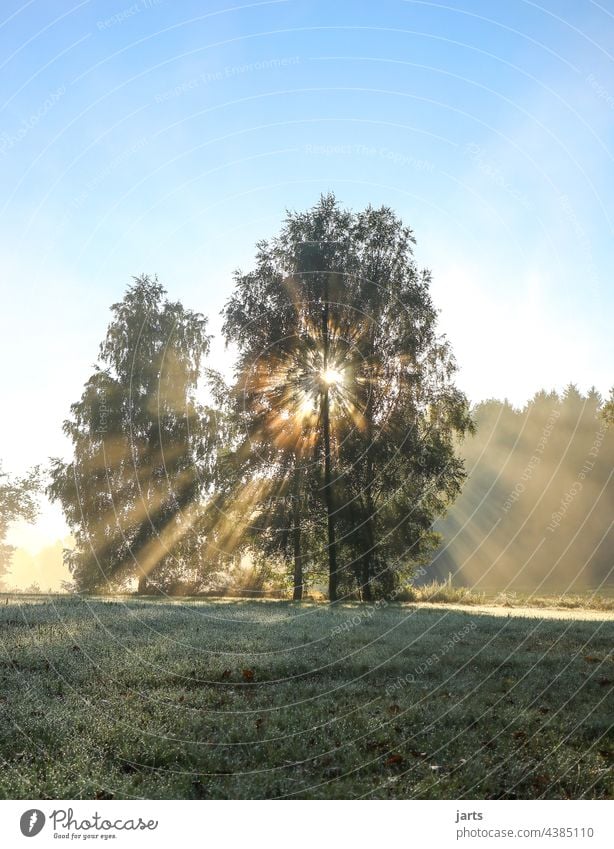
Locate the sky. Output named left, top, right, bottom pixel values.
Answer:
left=1, top=0, right=613, bottom=558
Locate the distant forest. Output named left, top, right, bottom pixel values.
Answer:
left=430, top=386, right=612, bottom=592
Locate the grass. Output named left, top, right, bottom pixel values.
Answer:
left=0, top=596, right=612, bottom=799
left=401, top=581, right=614, bottom=611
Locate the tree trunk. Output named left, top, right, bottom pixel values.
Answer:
left=321, top=279, right=339, bottom=603
left=292, top=464, right=303, bottom=601
left=361, top=553, right=374, bottom=602
left=322, top=385, right=338, bottom=602
left=137, top=574, right=148, bottom=594
left=360, top=378, right=376, bottom=602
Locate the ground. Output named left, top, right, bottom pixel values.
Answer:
left=0, top=597, right=612, bottom=799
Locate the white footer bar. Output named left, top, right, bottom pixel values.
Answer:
left=0, top=799, right=611, bottom=848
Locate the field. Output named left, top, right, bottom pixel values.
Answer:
left=0, top=597, right=612, bottom=799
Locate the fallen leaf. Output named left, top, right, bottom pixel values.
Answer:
left=533, top=773, right=551, bottom=791
left=385, top=754, right=404, bottom=766
left=387, top=704, right=402, bottom=715
left=242, top=668, right=255, bottom=682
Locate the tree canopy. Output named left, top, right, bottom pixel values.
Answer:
left=431, top=385, right=613, bottom=591
left=221, top=194, right=473, bottom=600
left=48, top=276, right=223, bottom=594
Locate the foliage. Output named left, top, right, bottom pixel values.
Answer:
left=48, top=276, right=223, bottom=593
left=0, top=463, right=40, bottom=587
left=222, top=194, right=473, bottom=600
left=431, top=385, right=613, bottom=591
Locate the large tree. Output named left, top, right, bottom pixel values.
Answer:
left=222, top=195, right=473, bottom=601
left=48, top=276, right=222, bottom=593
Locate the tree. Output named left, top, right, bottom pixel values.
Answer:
left=431, top=387, right=614, bottom=591
left=48, top=276, right=222, bottom=594
left=0, top=464, right=40, bottom=589
left=222, top=195, right=473, bottom=600
left=603, top=387, right=614, bottom=425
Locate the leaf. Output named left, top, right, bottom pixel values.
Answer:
left=387, top=704, right=402, bottom=715
left=220, top=669, right=231, bottom=680
left=533, top=773, right=551, bottom=791
left=385, top=754, right=404, bottom=766
left=242, top=668, right=255, bottom=682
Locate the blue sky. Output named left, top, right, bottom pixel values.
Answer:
left=1, top=0, right=613, bottom=549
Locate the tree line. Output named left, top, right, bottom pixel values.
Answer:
left=431, top=386, right=614, bottom=592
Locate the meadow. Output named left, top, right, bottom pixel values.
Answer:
left=0, top=597, right=612, bottom=800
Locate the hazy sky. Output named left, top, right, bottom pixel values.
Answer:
left=1, top=0, right=613, bottom=550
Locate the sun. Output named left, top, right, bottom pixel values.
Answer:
left=321, top=367, right=344, bottom=387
